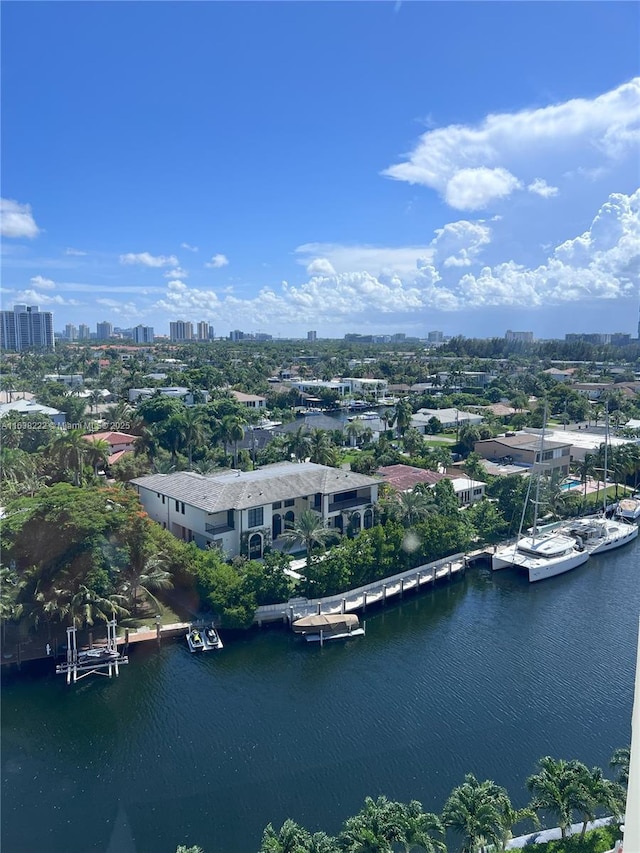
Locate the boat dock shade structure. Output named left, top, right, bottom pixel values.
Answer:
left=292, top=614, right=360, bottom=634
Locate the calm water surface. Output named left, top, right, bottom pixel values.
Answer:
left=2, top=540, right=638, bottom=853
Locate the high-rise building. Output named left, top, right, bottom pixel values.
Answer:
left=505, top=330, right=533, bottom=342
left=64, top=323, right=78, bottom=341
left=78, top=324, right=91, bottom=340
left=427, top=331, right=444, bottom=343
left=96, top=321, right=113, bottom=340
left=0, top=304, right=55, bottom=351
left=169, top=320, right=194, bottom=342
left=307, top=330, right=317, bottom=342
left=133, top=325, right=155, bottom=344
left=197, top=321, right=214, bottom=342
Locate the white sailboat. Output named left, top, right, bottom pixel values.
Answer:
left=492, top=411, right=590, bottom=582
left=561, top=409, right=638, bottom=554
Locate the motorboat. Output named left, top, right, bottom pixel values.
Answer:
left=616, top=497, right=640, bottom=521
left=186, top=627, right=205, bottom=652
left=292, top=613, right=365, bottom=643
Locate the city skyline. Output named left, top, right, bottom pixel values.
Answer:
left=1, top=3, right=639, bottom=339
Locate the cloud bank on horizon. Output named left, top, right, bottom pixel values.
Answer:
left=2, top=77, right=639, bottom=336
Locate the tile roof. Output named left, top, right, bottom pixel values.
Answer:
left=131, top=462, right=379, bottom=512
left=84, top=431, right=137, bottom=445
left=377, top=464, right=446, bottom=491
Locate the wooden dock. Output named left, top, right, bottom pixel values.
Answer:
left=254, top=553, right=467, bottom=626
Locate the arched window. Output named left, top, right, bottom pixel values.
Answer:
left=272, top=513, right=282, bottom=539
left=284, top=510, right=295, bottom=530
left=352, top=512, right=361, bottom=531
left=364, top=509, right=373, bottom=529
left=248, top=533, right=263, bottom=560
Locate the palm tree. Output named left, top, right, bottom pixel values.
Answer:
left=397, top=489, right=436, bottom=527
left=219, top=414, right=245, bottom=467
left=390, top=398, right=413, bottom=437
left=118, top=555, right=173, bottom=615
left=345, top=419, right=364, bottom=448
left=526, top=756, right=584, bottom=840
left=47, top=428, right=92, bottom=486
left=339, top=796, right=406, bottom=853
left=286, top=426, right=312, bottom=463
left=442, top=773, right=532, bottom=853
left=574, top=764, right=625, bottom=838
left=260, top=818, right=311, bottom=853
left=182, top=406, right=208, bottom=467
left=68, top=584, right=129, bottom=628
left=397, top=800, right=445, bottom=853
left=85, top=438, right=111, bottom=476
left=610, top=746, right=630, bottom=787
left=280, top=509, right=334, bottom=576
left=309, top=429, right=337, bottom=466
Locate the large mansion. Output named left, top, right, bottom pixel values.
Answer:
left=131, top=462, right=380, bottom=560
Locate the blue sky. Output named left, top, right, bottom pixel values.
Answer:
left=1, top=1, right=639, bottom=340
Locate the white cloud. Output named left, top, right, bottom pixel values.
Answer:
left=527, top=178, right=559, bottom=198
left=306, top=257, right=336, bottom=276
left=164, top=267, right=189, bottom=279
left=96, top=297, right=142, bottom=317
left=30, top=275, right=55, bottom=290
left=0, top=198, right=41, bottom=238
left=153, top=190, right=638, bottom=324
left=65, top=247, right=87, bottom=256
left=445, top=167, right=521, bottom=210
left=119, top=252, right=179, bottom=267
left=430, top=219, right=492, bottom=267
left=14, top=289, right=80, bottom=306
left=180, top=242, right=199, bottom=252
left=383, top=77, right=640, bottom=210
left=205, top=253, right=229, bottom=268
left=296, top=242, right=433, bottom=280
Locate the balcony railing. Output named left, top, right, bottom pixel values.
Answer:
left=205, top=522, right=234, bottom=535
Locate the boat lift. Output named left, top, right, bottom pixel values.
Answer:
left=55, top=619, right=128, bottom=684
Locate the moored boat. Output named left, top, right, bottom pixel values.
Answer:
left=292, top=613, right=365, bottom=643
left=561, top=516, right=638, bottom=555
left=186, top=627, right=205, bottom=652
left=617, top=497, right=640, bottom=521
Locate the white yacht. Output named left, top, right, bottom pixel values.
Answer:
left=492, top=410, right=590, bottom=582
left=617, top=497, right=640, bottom=522
left=492, top=531, right=589, bottom=582
left=561, top=516, right=638, bottom=555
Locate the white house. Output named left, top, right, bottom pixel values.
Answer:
left=0, top=399, right=66, bottom=426
left=411, top=408, right=483, bottom=433
left=131, top=462, right=380, bottom=560
left=128, top=387, right=210, bottom=405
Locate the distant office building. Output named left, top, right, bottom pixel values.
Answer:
left=307, top=330, right=317, bottom=342
left=133, top=325, right=155, bottom=344
left=197, top=321, right=214, bottom=342
left=169, top=321, right=194, bottom=342
left=0, top=304, right=55, bottom=351
left=96, top=321, right=113, bottom=340
left=230, top=329, right=245, bottom=341
left=64, top=323, right=78, bottom=341
left=505, top=330, right=533, bottom=342
left=427, top=331, right=444, bottom=343
left=565, top=332, right=630, bottom=347
left=78, top=323, right=91, bottom=340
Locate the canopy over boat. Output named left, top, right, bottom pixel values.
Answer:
left=292, top=613, right=359, bottom=633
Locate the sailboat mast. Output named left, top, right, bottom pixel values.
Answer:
left=531, top=404, right=547, bottom=544
left=603, top=404, right=609, bottom=515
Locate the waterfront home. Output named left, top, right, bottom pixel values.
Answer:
left=0, top=398, right=66, bottom=426
left=128, top=387, right=210, bottom=405
left=131, top=462, right=380, bottom=560
left=230, top=390, right=267, bottom=409
left=376, top=464, right=486, bottom=506
left=83, top=430, right=136, bottom=466
left=474, top=433, right=571, bottom=477
left=411, top=407, right=483, bottom=432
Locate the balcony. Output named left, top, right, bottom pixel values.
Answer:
left=205, top=522, right=234, bottom=535
left=328, top=495, right=371, bottom=514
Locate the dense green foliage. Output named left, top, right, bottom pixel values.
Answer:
left=175, top=747, right=626, bottom=853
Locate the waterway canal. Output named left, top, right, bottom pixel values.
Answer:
left=2, top=538, right=638, bottom=853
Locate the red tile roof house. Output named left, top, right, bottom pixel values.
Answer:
left=377, top=464, right=487, bottom=506
left=83, top=431, right=137, bottom=466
